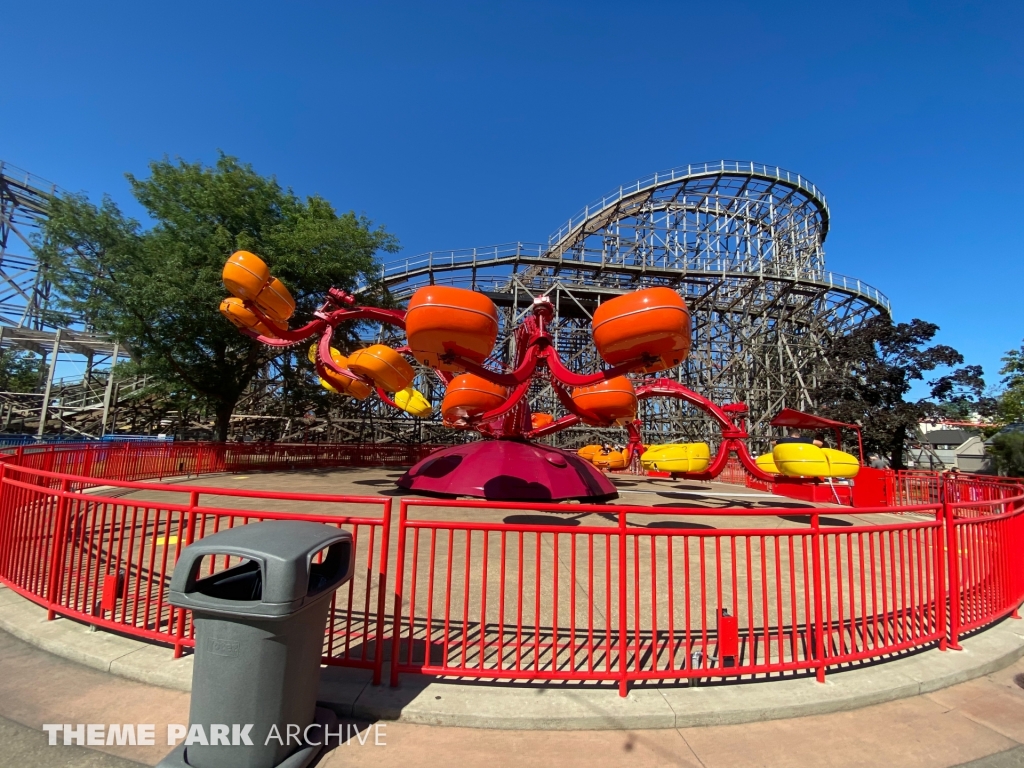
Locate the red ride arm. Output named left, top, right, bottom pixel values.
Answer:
left=543, top=347, right=641, bottom=387
left=315, top=327, right=368, bottom=384
left=449, top=346, right=539, bottom=388
left=476, top=377, right=533, bottom=424
left=526, top=413, right=580, bottom=439
left=239, top=317, right=327, bottom=346
left=634, top=378, right=746, bottom=437
left=376, top=387, right=399, bottom=409
left=242, top=302, right=407, bottom=346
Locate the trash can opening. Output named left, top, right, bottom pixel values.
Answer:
left=192, top=557, right=263, bottom=601
left=308, top=541, right=351, bottom=596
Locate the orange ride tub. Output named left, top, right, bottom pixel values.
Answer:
left=347, top=345, right=415, bottom=393
left=531, top=412, right=555, bottom=429
left=405, top=286, right=499, bottom=371
left=571, top=376, right=637, bottom=426
left=592, top=449, right=629, bottom=470
left=592, top=287, right=691, bottom=372
left=219, top=297, right=284, bottom=337
left=254, top=277, right=295, bottom=324
left=222, top=251, right=270, bottom=300
left=441, top=374, right=507, bottom=422
left=316, top=347, right=373, bottom=400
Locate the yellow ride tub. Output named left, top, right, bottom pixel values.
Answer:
left=395, top=387, right=433, bottom=418
left=641, top=443, right=711, bottom=473
left=772, top=443, right=831, bottom=477
left=773, top=444, right=860, bottom=478
left=755, top=453, right=780, bottom=475
left=822, top=448, right=860, bottom=478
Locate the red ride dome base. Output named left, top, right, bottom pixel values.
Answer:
left=396, top=440, right=618, bottom=502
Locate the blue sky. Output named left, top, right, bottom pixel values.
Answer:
left=3, top=0, right=1022, bottom=392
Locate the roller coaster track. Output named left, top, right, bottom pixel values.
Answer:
left=372, top=242, right=890, bottom=313
left=544, top=160, right=830, bottom=254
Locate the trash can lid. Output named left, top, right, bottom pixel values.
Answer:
left=168, top=521, right=353, bottom=617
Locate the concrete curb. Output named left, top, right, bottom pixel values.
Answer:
left=3, top=586, right=1024, bottom=730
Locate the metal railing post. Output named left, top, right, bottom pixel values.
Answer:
left=172, top=490, right=200, bottom=658
left=944, top=483, right=963, bottom=650
left=0, top=462, right=10, bottom=575
left=934, top=498, right=948, bottom=651
left=389, top=500, right=409, bottom=687
left=618, top=509, right=629, bottom=697
left=811, top=511, right=826, bottom=681
left=372, top=499, right=392, bottom=686
left=45, top=478, right=71, bottom=620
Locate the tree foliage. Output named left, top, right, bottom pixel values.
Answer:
left=812, top=316, right=988, bottom=469
left=998, top=340, right=1024, bottom=424
left=988, top=430, right=1024, bottom=478
left=37, top=154, right=398, bottom=440
left=0, top=350, right=43, bottom=393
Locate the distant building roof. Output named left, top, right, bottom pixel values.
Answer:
left=917, top=429, right=976, bottom=446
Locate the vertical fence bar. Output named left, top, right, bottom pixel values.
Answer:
left=0, top=462, right=10, bottom=574
left=372, top=499, right=393, bottom=686
left=934, top=503, right=948, bottom=651
left=389, top=501, right=409, bottom=687
left=944, top=491, right=963, bottom=650
left=811, top=511, right=826, bottom=681
left=617, top=509, right=628, bottom=696
left=172, top=490, right=199, bottom=658
left=45, top=479, right=71, bottom=620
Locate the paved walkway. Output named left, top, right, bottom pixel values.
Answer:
left=4, top=625, right=1024, bottom=768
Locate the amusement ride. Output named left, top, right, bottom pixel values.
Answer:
left=219, top=249, right=861, bottom=502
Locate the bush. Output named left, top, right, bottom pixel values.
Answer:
left=987, top=431, right=1024, bottom=477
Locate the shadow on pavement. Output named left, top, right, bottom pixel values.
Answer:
left=502, top=514, right=581, bottom=527
left=779, top=514, right=854, bottom=526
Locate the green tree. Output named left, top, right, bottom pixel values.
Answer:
left=987, top=431, right=1024, bottom=477
left=37, top=154, right=397, bottom=440
left=998, top=340, right=1024, bottom=423
left=0, top=350, right=44, bottom=392
left=812, top=316, right=988, bottom=469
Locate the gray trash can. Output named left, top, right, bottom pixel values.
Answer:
left=157, top=520, right=353, bottom=768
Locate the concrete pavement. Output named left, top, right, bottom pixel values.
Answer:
left=0, top=715, right=145, bottom=767
left=4, top=585, right=1024, bottom=730
left=4, top=625, right=1024, bottom=767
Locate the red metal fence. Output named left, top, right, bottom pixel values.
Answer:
left=388, top=498, right=952, bottom=694
left=0, top=441, right=438, bottom=684
left=727, top=457, right=1023, bottom=511
left=0, top=441, right=1021, bottom=695
left=6, top=440, right=440, bottom=481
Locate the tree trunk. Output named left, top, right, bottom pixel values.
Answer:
left=888, top=425, right=907, bottom=470
left=213, top=399, right=237, bottom=442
